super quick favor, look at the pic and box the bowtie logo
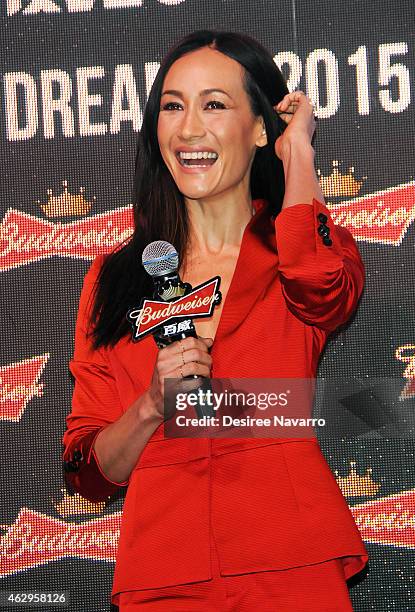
[127,277,222,341]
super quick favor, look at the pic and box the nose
[178,106,206,141]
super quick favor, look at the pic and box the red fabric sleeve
[62,255,131,502]
[275,198,365,332]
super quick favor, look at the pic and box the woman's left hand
[274,90,317,160]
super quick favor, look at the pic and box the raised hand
[274,90,317,160]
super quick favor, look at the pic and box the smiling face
[157,46,266,203]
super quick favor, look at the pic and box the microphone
[141,240,195,347]
[141,240,215,418]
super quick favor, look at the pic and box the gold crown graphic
[317,160,365,198]
[160,285,187,300]
[334,461,381,498]
[38,180,95,217]
[54,488,106,517]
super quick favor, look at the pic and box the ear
[255,117,267,148]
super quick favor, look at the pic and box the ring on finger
[179,341,186,365]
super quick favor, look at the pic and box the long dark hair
[90,30,290,349]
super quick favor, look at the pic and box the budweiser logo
[395,344,415,400]
[351,489,415,549]
[327,181,415,246]
[0,182,414,273]
[0,207,133,272]
[1,489,414,576]
[0,354,49,421]
[0,508,121,577]
[6,0,185,17]
[127,277,221,340]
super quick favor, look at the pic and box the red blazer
[62,198,369,605]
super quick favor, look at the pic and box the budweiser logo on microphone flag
[127,276,221,340]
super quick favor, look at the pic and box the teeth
[178,151,218,160]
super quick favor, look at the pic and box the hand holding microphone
[147,335,213,421]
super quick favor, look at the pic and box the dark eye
[161,102,182,111]
[206,100,226,109]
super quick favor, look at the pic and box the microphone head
[142,240,179,277]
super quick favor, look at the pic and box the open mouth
[176,151,218,167]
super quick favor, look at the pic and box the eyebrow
[161,88,233,100]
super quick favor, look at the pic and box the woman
[63,30,369,611]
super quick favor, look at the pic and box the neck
[184,191,254,258]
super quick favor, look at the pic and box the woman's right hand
[146,336,214,420]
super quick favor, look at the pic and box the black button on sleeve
[63,460,79,473]
[318,224,330,237]
[322,236,333,246]
[317,213,328,223]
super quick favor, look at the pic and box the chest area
[180,255,237,341]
